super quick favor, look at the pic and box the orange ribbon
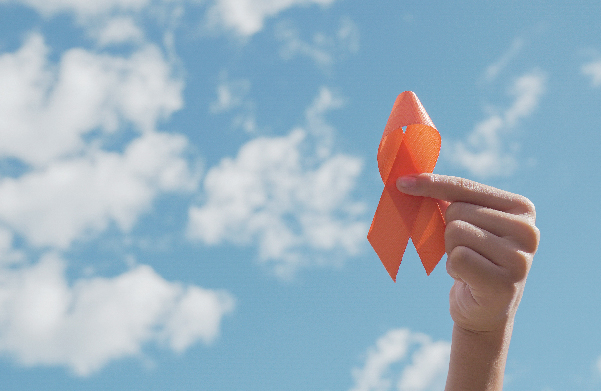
[367,91,446,281]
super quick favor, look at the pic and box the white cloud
[0,34,183,167]
[187,129,366,277]
[1,0,186,52]
[188,88,366,278]
[337,16,360,53]
[209,71,257,133]
[396,341,451,391]
[350,328,450,391]
[206,0,336,37]
[482,38,524,83]
[0,5,232,379]
[210,73,251,114]
[0,253,234,376]
[0,33,198,249]
[0,131,198,248]
[276,22,333,68]
[305,86,344,157]
[446,70,546,177]
[0,0,151,18]
[94,16,145,46]
[596,356,601,374]
[0,228,24,265]
[276,16,359,69]
[5,0,343,43]
[582,59,601,87]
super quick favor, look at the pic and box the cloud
[305,86,344,157]
[396,342,451,391]
[210,71,257,133]
[210,72,251,114]
[187,130,366,277]
[0,5,230,378]
[94,16,145,46]
[0,131,198,248]
[0,0,151,18]
[0,253,234,376]
[187,87,367,278]
[350,328,450,391]
[445,70,546,178]
[0,33,183,167]
[206,0,337,37]
[276,22,333,68]
[0,228,24,265]
[0,33,197,249]
[275,16,359,70]
[1,0,187,52]
[582,59,601,87]
[482,38,524,83]
[597,356,601,374]
[6,0,342,44]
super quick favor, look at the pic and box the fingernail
[396,175,417,189]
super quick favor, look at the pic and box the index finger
[396,173,536,218]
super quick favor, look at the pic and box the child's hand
[396,173,540,334]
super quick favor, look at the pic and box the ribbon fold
[367,91,446,281]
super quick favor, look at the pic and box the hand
[396,173,540,334]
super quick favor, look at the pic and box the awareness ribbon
[367,91,446,281]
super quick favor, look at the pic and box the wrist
[453,320,514,345]
[445,322,514,391]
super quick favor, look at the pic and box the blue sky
[0,1,600,390]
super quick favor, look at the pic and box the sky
[0,0,600,390]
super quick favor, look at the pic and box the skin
[396,173,540,391]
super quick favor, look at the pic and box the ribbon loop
[368,92,446,281]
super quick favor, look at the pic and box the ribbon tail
[367,187,411,281]
[411,197,446,275]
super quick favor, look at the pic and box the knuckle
[447,245,473,265]
[445,252,456,276]
[446,245,470,275]
[523,223,541,253]
[444,202,468,223]
[506,250,532,282]
[531,225,541,250]
[511,217,541,253]
[445,219,465,237]
[444,220,465,250]
[513,195,537,221]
